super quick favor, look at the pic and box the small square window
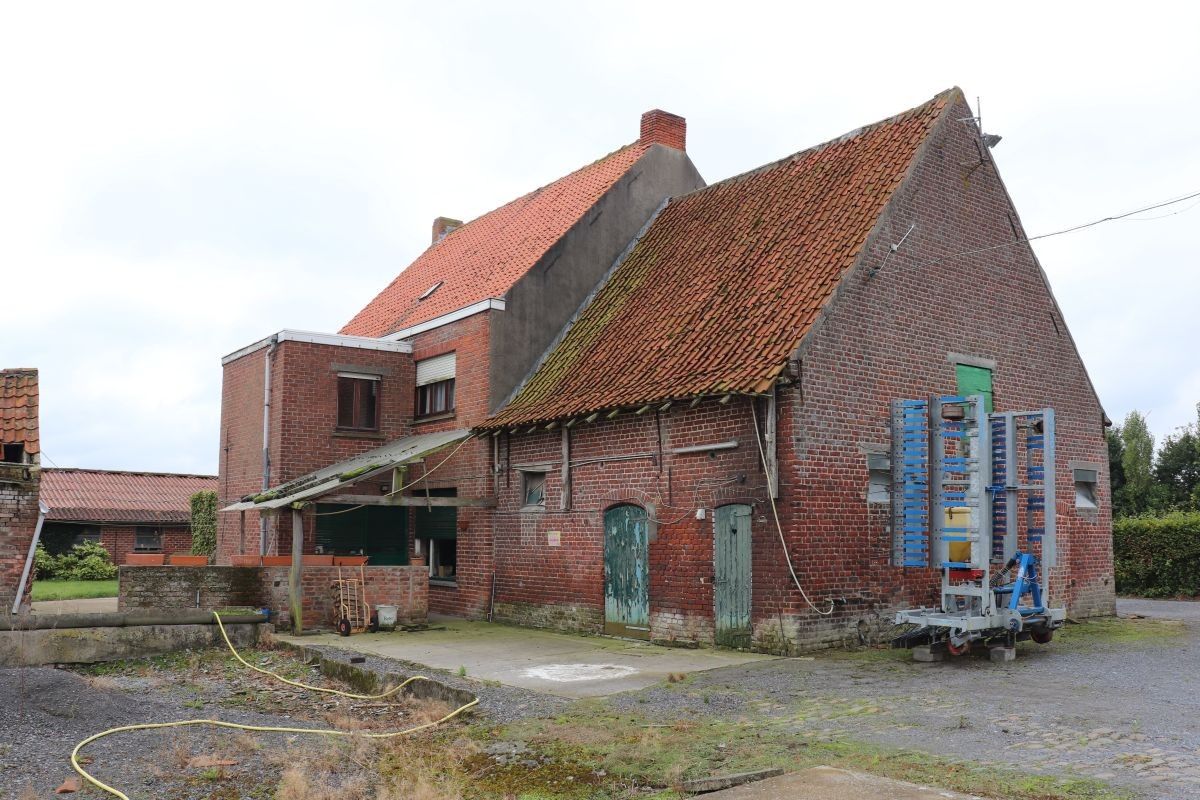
[866,453,891,504]
[337,374,380,430]
[1074,467,1099,510]
[1,443,24,464]
[135,527,162,552]
[522,472,546,508]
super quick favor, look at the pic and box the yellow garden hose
[70,612,480,800]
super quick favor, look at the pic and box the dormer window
[418,281,443,301]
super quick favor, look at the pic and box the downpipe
[11,499,48,615]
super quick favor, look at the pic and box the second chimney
[639,109,686,151]
[432,216,463,244]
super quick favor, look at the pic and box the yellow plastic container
[944,506,972,564]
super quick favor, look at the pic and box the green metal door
[955,364,993,412]
[714,504,752,648]
[604,504,650,640]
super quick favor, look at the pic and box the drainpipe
[260,335,278,556]
[12,500,49,615]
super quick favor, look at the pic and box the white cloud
[2,0,1199,470]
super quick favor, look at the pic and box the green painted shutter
[414,488,457,540]
[955,364,993,412]
[315,504,408,565]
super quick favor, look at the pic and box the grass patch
[31,578,118,601]
[485,704,1132,800]
[1053,616,1185,650]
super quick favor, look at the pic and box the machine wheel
[368,612,379,634]
[337,617,352,637]
[1030,626,1053,644]
[946,638,970,656]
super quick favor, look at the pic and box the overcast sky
[2,2,1198,475]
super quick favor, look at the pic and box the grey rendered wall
[488,144,705,411]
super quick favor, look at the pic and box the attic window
[418,281,443,301]
[1,443,24,464]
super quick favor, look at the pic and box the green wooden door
[714,504,752,648]
[604,504,650,639]
[955,364,993,412]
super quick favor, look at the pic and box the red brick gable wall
[100,525,192,566]
[762,96,1114,648]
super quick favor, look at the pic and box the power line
[879,188,1200,276]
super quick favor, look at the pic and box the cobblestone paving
[616,599,1200,799]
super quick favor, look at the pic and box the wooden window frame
[134,526,163,552]
[415,378,456,419]
[337,375,380,431]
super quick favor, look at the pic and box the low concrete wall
[120,565,428,630]
[0,617,262,666]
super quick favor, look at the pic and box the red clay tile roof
[486,91,955,428]
[40,468,218,524]
[340,142,654,338]
[1,368,39,455]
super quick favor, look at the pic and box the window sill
[413,412,456,425]
[333,429,385,440]
[429,578,458,588]
[520,504,546,514]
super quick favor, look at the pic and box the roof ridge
[668,88,961,204]
[43,467,217,479]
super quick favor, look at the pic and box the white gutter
[381,298,506,341]
[13,500,49,615]
[260,335,277,556]
[222,329,412,365]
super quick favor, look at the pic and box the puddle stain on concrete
[523,663,639,682]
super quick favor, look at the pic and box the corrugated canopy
[221,429,471,512]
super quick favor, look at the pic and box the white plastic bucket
[375,604,398,629]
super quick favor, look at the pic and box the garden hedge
[1113,511,1200,597]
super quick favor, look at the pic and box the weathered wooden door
[714,504,752,648]
[603,504,650,639]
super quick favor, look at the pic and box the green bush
[190,489,218,557]
[1113,511,1200,597]
[35,540,118,581]
[33,543,56,579]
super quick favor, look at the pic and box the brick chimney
[639,109,686,151]
[432,216,462,244]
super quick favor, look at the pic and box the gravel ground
[3,600,1197,799]
[0,647,470,800]
[607,598,1200,799]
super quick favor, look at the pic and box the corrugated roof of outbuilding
[41,468,218,524]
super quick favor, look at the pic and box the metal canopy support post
[290,507,304,635]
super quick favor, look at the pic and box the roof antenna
[958,96,1002,148]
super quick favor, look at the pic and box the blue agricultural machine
[891,395,1065,659]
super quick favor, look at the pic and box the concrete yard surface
[31,596,118,614]
[703,766,981,799]
[278,616,770,697]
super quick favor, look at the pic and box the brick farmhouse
[39,468,217,565]
[216,89,1114,651]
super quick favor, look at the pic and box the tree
[1107,427,1126,504]
[190,490,218,558]
[1154,406,1200,511]
[1118,410,1156,515]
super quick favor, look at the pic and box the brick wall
[0,467,39,613]
[101,525,191,566]
[216,340,414,563]
[404,312,494,619]
[491,399,767,646]
[119,565,428,629]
